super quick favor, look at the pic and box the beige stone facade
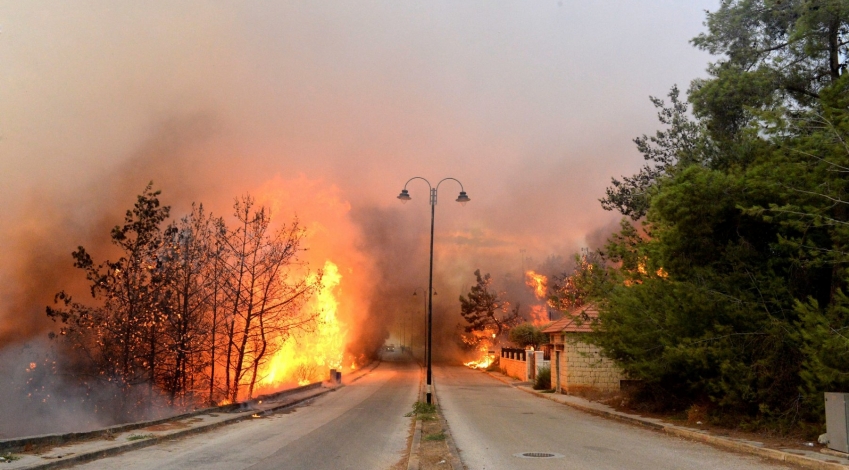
[553,333,623,393]
[544,304,624,394]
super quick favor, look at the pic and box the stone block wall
[500,356,527,381]
[558,333,623,393]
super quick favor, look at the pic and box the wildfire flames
[625,259,669,286]
[256,260,347,391]
[464,343,495,369]
[525,270,550,326]
[525,270,547,299]
[528,305,548,325]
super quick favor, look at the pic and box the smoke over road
[0,1,716,436]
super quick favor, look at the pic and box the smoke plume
[0,1,716,436]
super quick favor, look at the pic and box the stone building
[542,304,623,394]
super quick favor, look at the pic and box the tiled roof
[541,304,598,334]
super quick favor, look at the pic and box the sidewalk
[0,362,379,470]
[483,370,849,470]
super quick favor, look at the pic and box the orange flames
[626,259,669,286]
[255,260,347,392]
[238,175,371,397]
[464,343,495,369]
[525,270,547,299]
[525,270,550,326]
[528,305,548,326]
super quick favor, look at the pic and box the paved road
[70,353,419,470]
[435,365,795,470]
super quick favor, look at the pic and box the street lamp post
[398,177,470,404]
[413,287,436,365]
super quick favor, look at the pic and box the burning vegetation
[524,270,550,326]
[460,252,605,369]
[44,184,350,418]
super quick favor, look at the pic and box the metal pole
[423,290,427,364]
[426,188,436,404]
[398,177,468,404]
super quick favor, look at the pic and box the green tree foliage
[509,323,548,349]
[691,0,849,140]
[601,87,711,219]
[459,269,520,337]
[591,1,849,428]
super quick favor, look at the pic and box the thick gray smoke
[0,338,176,439]
[348,206,431,358]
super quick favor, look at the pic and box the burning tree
[47,183,172,411]
[549,250,606,312]
[219,196,321,402]
[156,204,222,405]
[459,269,520,342]
[47,186,325,413]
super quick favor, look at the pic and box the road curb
[12,386,336,470]
[4,360,382,470]
[482,370,849,470]
[406,360,425,470]
[0,382,324,454]
[406,415,424,470]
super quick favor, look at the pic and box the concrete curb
[406,357,425,470]
[0,382,323,454]
[5,361,383,470]
[406,414,424,470]
[482,370,849,470]
[10,385,336,470]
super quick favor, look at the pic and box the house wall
[500,356,527,381]
[558,333,623,393]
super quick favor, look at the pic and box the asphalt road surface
[70,352,419,470]
[436,365,795,470]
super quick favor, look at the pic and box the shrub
[509,323,548,348]
[533,366,551,390]
[405,401,437,420]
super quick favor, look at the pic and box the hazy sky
[0,1,718,345]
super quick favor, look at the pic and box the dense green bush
[533,366,551,390]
